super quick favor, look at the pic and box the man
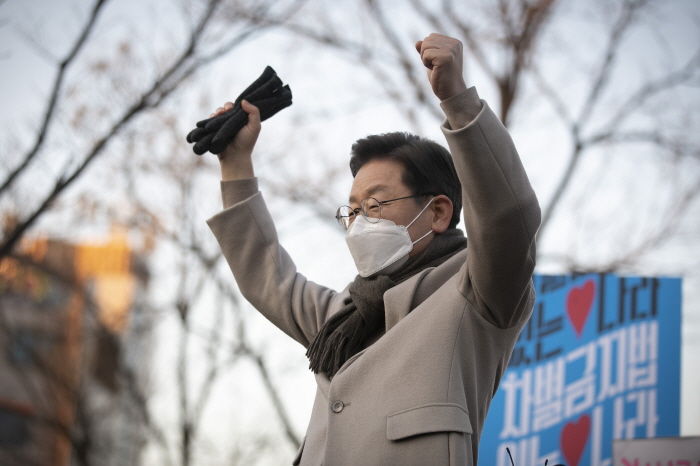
[205,33,540,465]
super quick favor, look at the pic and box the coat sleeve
[440,87,541,328]
[205,177,342,348]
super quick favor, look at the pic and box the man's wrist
[219,153,254,181]
[437,79,468,101]
[220,177,259,207]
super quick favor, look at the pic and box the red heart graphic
[566,280,595,337]
[560,414,591,466]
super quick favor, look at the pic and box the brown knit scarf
[305,229,467,378]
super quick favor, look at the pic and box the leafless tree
[240,0,700,274]
[0,0,307,259]
[156,142,302,466]
[1,0,311,464]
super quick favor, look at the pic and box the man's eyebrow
[348,184,389,204]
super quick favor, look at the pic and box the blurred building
[0,225,151,465]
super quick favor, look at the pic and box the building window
[0,406,31,446]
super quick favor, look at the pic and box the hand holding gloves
[186,66,292,155]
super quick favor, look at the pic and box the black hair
[349,131,462,228]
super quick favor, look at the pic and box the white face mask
[345,198,434,277]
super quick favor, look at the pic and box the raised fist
[415,33,467,101]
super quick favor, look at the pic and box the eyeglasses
[335,194,427,230]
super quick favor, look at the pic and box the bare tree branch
[0,0,222,259]
[576,0,648,127]
[539,142,583,239]
[241,347,302,448]
[443,0,499,81]
[595,47,700,134]
[190,297,226,429]
[241,0,432,130]
[231,8,376,59]
[119,365,175,466]
[366,0,441,124]
[585,129,699,159]
[0,0,109,196]
[496,0,557,125]
[601,177,700,270]
[534,1,698,240]
[538,176,700,273]
[530,64,573,125]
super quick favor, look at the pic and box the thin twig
[576,0,647,127]
[0,0,109,196]
[366,0,442,123]
[0,0,222,259]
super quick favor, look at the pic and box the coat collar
[383,249,467,332]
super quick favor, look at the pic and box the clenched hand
[415,33,467,101]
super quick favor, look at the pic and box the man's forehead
[348,158,406,203]
[348,183,391,204]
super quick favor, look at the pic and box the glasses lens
[362,198,381,223]
[336,205,353,229]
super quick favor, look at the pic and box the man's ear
[431,195,453,233]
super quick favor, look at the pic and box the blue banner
[480,274,682,466]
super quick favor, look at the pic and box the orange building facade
[0,227,149,465]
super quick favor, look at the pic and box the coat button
[331,400,345,413]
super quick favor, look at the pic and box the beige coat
[205,87,541,465]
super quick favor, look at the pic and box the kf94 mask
[345,198,434,277]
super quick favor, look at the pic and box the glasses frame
[335,194,429,229]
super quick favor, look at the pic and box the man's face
[348,158,434,256]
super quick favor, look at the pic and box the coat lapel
[383,269,432,332]
[383,249,468,332]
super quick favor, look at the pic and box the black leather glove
[186,66,293,155]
